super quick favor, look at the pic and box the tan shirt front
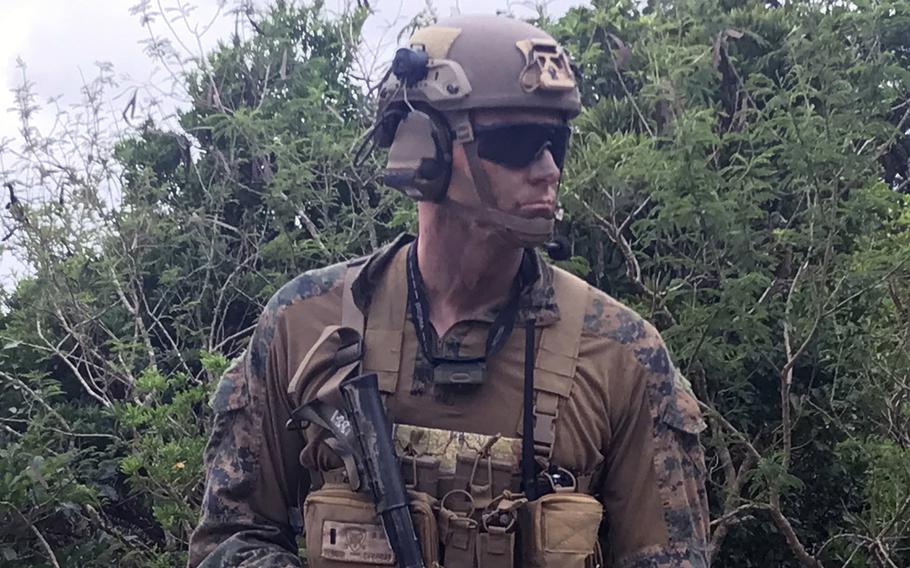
[188,235,710,567]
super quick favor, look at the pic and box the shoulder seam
[249,262,348,372]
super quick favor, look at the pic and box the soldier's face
[452,109,565,220]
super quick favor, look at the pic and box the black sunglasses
[473,123,571,170]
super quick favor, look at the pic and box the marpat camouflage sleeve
[187,340,306,567]
[590,301,710,567]
[188,264,346,567]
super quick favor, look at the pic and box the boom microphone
[543,236,571,261]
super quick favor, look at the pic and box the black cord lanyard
[406,241,525,375]
[522,317,538,500]
[406,241,542,496]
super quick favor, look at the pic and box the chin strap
[455,138,555,247]
[442,197,555,248]
[439,111,555,248]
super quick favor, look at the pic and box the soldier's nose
[528,147,561,187]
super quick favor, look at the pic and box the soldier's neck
[416,218,522,337]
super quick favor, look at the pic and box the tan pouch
[454,450,517,510]
[401,455,441,497]
[303,484,438,567]
[477,527,515,568]
[517,492,603,568]
[476,490,525,568]
[437,489,478,568]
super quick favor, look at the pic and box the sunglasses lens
[476,124,570,169]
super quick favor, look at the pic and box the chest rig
[287,245,604,568]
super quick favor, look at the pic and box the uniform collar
[351,233,561,328]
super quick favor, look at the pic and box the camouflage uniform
[188,236,710,567]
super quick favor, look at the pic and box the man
[188,14,709,568]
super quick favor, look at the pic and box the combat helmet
[369,15,582,247]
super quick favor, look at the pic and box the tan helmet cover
[377,15,581,118]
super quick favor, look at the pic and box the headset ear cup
[383,106,453,202]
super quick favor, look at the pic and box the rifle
[294,373,426,568]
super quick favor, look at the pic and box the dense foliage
[0,0,907,566]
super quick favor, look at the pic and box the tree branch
[35,317,111,408]
[710,503,822,568]
[0,370,70,431]
[2,502,61,568]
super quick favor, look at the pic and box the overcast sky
[0,0,585,286]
